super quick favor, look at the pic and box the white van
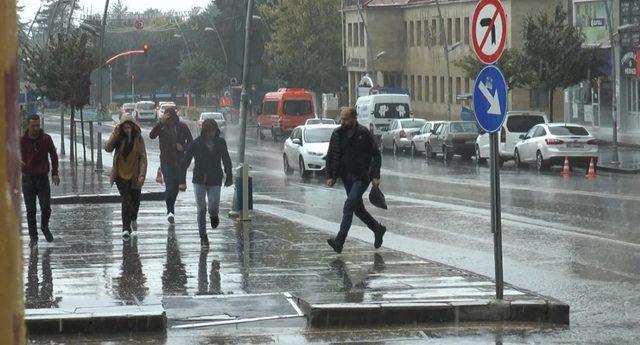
[355,94,412,140]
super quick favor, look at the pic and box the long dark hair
[201,119,220,139]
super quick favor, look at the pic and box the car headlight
[306,151,324,156]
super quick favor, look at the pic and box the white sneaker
[167,213,175,224]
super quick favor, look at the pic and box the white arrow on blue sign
[472,65,507,133]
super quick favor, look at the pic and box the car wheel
[299,157,310,178]
[536,151,549,172]
[426,143,436,159]
[393,141,399,156]
[411,143,417,158]
[283,154,294,176]
[476,145,487,165]
[514,149,524,169]
[443,145,453,161]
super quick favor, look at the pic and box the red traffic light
[131,74,136,81]
[142,44,149,55]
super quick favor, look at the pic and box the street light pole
[237,0,254,221]
[604,0,620,166]
[436,0,452,121]
[96,0,110,172]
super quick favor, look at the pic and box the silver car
[410,121,446,156]
[380,118,427,155]
[514,123,598,171]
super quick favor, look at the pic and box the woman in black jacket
[179,119,233,246]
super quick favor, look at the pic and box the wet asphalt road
[37,115,640,343]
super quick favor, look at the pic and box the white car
[476,111,548,164]
[410,121,446,156]
[380,118,427,155]
[514,123,598,171]
[157,102,177,118]
[305,118,336,125]
[134,101,157,122]
[198,112,226,136]
[283,124,338,177]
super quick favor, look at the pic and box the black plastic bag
[369,185,388,210]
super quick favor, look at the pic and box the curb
[52,191,165,205]
[597,164,640,174]
[294,296,569,328]
[25,305,167,334]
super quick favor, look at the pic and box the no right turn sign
[472,0,507,65]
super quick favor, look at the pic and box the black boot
[210,215,220,229]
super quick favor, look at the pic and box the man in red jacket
[21,115,60,246]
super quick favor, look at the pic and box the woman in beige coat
[105,114,147,239]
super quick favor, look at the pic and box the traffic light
[131,74,136,81]
[143,43,149,56]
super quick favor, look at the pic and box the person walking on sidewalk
[325,107,386,254]
[21,114,59,246]
[179,119,233,247]
[105,114,148,240]
[150,107,193,224]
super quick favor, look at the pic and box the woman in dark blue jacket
[179,119,233,246]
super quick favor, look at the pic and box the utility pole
[436,0,453,121]
[237,0,254,221]
[96,0,110,171]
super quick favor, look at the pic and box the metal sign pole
[489,132,504,299]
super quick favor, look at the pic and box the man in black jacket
[179,119,233,247]
[325,107,386,254]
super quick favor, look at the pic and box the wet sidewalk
[598,144,640,173]
[23,157,569,335]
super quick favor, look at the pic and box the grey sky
[20,0,208,23]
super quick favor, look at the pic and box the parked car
[198,112,226,137]
[380,118,427,155]
[356,94,412,142]
[121,103,135,120]
[257,88,315,141]
[283,124,338,177]
[514,123,598,171]
[426,121,478,160]
[476,111,548,164]
[410,121,446,156]
[133,101,157,122]
[305,118,336,125]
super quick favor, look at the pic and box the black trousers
[115,178,141,231]
[22,174,51,238]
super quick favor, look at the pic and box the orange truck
[257,88,315,140]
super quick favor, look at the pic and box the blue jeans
[336,179,379,245]
[161,163,179,215]
[194,183,221,237]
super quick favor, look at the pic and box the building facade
[342,0,560,120]
[565,0,640,145]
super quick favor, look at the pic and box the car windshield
[138,103,155,110]
[374,103,410,119]
[123,103,135,109]
[284,100,313,115]
[161,104,175,110]
[202,113,224,121]
[450,122,478,133]
[549,126,589,136]
[506,115,546,133]
[401,119,426,129]
[304,128,335,143]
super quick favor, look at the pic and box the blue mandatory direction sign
[473,65,507,133]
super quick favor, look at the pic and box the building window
[348,23,353,47]
[455,18,461,44]
[439,19,445,45]
[425,75,430,102]
[456,77,462,104]
[417,21,422,46]
[432,19,438,46]
[410,21,415,47]
[417,76,423,101]
[403,75,408,88]
[465,78,470,94]
[440,77,445,103]
[353,23,358,46]
[448,77,453,103]
[447,18,453,45]
[404,21,408,47]
[410,75,416,101]
[464,17,470,45]
[432,76,437,103]
[360,23,365,47]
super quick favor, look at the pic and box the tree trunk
[548,88,555,122]
[69,107,75,164]
[60,106,66,155]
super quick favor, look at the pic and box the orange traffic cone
[586,158,597,178]
[561,156,571,175]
